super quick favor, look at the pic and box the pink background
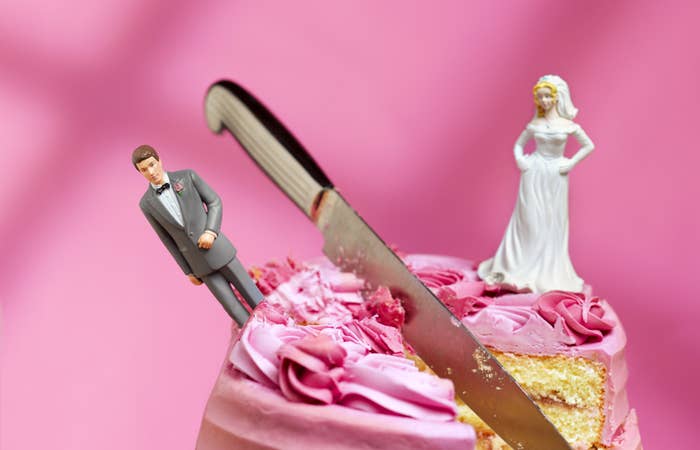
[2,1,697,448]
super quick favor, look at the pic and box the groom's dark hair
[132,145,160,169]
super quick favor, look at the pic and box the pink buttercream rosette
[534,291,615,345]
[278,334,347,404]
[339,353,458,422]
[408,259,490,317]
[230,316,458,421]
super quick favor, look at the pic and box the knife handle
[204,80,333,217]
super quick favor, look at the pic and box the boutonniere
[173,181,185,196]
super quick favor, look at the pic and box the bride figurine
[478,75,594,294]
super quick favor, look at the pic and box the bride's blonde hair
[532,81,558,118]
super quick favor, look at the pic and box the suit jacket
[140,169,236,278]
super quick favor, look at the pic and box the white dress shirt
[151,173,184,226]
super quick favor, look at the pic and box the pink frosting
[230,319,310,389]
[231,314,458,421]
[250,257,304,295]
[363,286,406,328]
[197,325,476,450]
[610,409,643,450]
[411,265,466,289]
[278,334,347,404]
[221,254,638,447]
[442,295,493,317]
[346,318,404,356]
[262,266,359,324]
[535,290,616,345]
[233,263,460,421]
[339,353,458,421]
[407,254,489,316]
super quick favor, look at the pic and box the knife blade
[204,80,572,450]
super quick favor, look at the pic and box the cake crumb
[473,347,495,380]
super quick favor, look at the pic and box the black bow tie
[155,183,171,195]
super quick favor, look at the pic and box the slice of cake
[407,254,642,450]
[196,255,641,450]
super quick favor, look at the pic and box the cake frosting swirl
[230,288,459,420]
[197,256,476,450]
[535,290,616,345]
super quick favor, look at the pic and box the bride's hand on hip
[516,155,531,172]
[559,158,575,175]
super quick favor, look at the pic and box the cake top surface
[231,255,462,421]
[230,254,626,416]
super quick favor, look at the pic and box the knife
[204,80,572,450]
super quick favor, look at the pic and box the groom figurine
[132,144,263,326]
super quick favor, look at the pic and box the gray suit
[139,169,262,325]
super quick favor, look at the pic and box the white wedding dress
[478,122,593,293]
